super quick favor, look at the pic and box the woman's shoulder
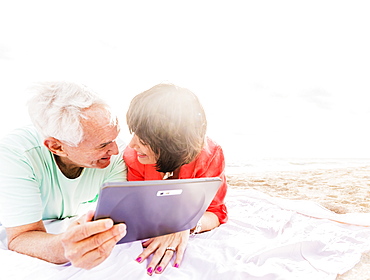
[193,137,224,165]
[204,137,223,155]
[180,137,225,177]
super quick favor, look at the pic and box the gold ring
[166,246,176,252]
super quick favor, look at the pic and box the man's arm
[6,211,127,269]
[6,220,67,263]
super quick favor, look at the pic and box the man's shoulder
[0,125,43,152]
[0,125,52,172]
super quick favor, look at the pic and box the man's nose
[107,141,119,155]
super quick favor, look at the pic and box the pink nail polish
[147,267,153,274]
[174,263,179,268]
[136,257,142,263]
[156,266,162,272]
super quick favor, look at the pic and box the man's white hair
[27,81,116,147]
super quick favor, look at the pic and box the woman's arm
[191,211,220,234]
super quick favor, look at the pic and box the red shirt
[123,137,228,224]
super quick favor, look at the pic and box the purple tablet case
[93,177,221,244]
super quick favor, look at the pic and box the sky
[1,0,370,160]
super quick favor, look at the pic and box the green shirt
[0,125,127,227]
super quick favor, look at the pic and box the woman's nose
[128,134,138,149]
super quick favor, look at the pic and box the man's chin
[95,158,111,168]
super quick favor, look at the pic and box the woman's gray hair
[27,81,116,147]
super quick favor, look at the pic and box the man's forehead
[80,122,119,147]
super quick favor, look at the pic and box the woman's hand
[135,230,190,275]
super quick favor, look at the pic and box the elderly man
[0,81,127,269]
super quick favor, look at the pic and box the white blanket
[1,189,370,280]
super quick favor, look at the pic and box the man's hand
[6,211,126,268]
[61,210,126,269]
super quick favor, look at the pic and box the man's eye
[99,142,111,149]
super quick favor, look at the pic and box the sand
[226,165,370,280]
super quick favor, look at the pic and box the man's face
[62,107,120,169]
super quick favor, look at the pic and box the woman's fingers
[154,247,177,273]
[135,230,189,275]
[146,245,168,275]
[173,241,187,268]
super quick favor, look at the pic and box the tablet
[93,177,222,244]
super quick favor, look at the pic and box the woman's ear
[44,138,68,156]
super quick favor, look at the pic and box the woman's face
[128,134,157,165]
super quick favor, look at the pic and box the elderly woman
[123,83,228,275]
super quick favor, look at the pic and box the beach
[226,164,370,279]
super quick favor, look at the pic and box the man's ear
[44,138,68,156]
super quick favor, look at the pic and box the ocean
[225,157,370,175]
